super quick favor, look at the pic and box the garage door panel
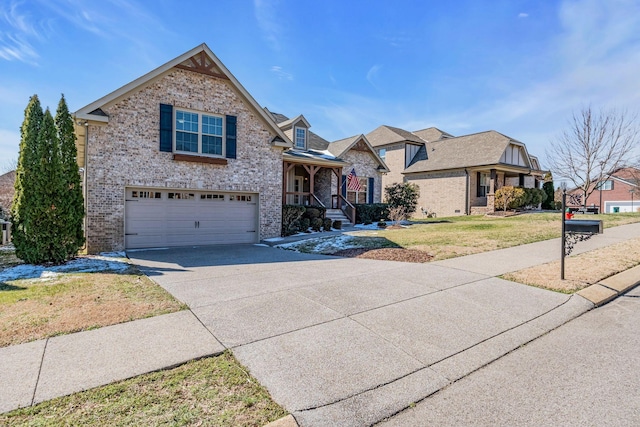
[125,189,259,249]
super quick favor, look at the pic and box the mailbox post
[560,189,603,279]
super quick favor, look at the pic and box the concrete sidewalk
[1,221,639,425]
[432,221,640,276]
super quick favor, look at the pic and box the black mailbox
[565,219,603,234]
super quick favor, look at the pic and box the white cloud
[254,0,283,51]
[415,0,640,166]
[0,0,170,66]
[366,64,382,89]
[0,1,43,64]
[518,12,529,18]
[271,66,293,81]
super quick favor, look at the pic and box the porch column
[302,164,321,205]
[330,167,343,209]
[283,161,296,205]
[487,169,497,213]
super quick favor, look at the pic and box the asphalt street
[380,285,640,426]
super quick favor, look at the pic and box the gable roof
[404,130,541,174]
[412,127,454,142]
[74,43,291,148]
[366,125,426,147]
[277,114,311,130]
[327,135,389,172]
[605,167,640,187]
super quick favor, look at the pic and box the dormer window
[295,127,306,149]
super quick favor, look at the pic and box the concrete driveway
[128,244,592,426]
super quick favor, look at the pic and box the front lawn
[0,351,287,426]
[354,212,640,260]
[502,236,640,292]
[0,249,185,347]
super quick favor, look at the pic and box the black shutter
[477,172,482,197]
[341,175,347,197]
[225,115,237,159]
[368,177,374,204]
[519,173,525,187]
[159,104,173,152]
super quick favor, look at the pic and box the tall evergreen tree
[39,108,65,262]
[542,173,556,210]
[11,95,44,262]
[55,94,85,258]
[11,95,84,264]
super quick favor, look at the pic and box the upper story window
[596,180,614,190]
[175,109,224,156]
[295,127,306,149]
[378,148,386,161]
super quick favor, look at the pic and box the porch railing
[331,194,356,224]
[284,192,325,208]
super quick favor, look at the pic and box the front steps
[325,209,352,226]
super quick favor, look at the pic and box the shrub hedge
[355,203,389,224]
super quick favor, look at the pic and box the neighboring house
[72,43,388,252]
[569,167,640,213]
[265,109,388,223]
[0,170,15,220]
[74,44,292,252]
[367,126,546,217]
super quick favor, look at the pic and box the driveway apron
[128,244,592,426]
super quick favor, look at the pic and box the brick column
[487,169,497,213]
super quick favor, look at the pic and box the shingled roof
[412,127,454,142]
[404,130,530,173]
[366,125,426,147]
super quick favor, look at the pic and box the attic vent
[89,108,108,117]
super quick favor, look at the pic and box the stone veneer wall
[406,170,467,217]
[331,150,383,204]
[314,168,333,207]
[84,68,282,252]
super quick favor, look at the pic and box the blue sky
[1,0,640,170]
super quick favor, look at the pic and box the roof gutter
[464,168,469,215]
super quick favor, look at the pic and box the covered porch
[282,152,355,223]
[469,166,544,214]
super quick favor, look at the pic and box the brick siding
[406,170,467,217]
[84,68,282,252]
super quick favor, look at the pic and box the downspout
[464,168,469,215]
[82,121,89,252]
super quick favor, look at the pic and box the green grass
[352,212,640,260]
[0,352,288,427]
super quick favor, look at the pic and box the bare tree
[546,107,639,208]
[0,158,17,174]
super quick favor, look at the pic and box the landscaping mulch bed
[332,247,433,263]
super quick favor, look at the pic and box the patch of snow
[276,234,360,253]
[0,253,132,283]
[263,237,284,242]
[253,243,270,247]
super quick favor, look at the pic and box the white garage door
[125,188,258,249]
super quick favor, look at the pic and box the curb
[576,264,640,306]
[263,414,299,427]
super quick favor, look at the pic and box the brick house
[0,170,15,220]
[569,167,640,213]
[73,43,386,252]
[265,110,388,224]
[367,126,546,217]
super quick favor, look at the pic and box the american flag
[347,168,363,192]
